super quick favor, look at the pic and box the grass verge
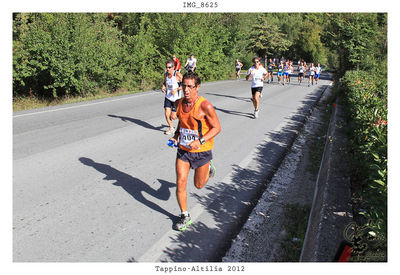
[13,88,141,112]
[280,204,311,262]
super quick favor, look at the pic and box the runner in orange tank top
[175,96,214,153]
[168,72,221,231]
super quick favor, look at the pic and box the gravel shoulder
[223,83,351,262]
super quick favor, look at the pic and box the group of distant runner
[242,57,323,119]
[160,54,323,232]
[237,57,322,86]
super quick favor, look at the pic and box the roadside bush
[13,13,128,99]
[13,12,248,102]
[341,69,387,239]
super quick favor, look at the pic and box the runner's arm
[245,69,252,81]
[261,69,267,81]
[176,71,183,83]
[200,101,221,142]
[171,125,180,142]
[162,75,166,93]
[171,88,178,96]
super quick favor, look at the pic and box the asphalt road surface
[13,74,331,262]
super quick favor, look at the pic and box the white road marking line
[13,92,158,118]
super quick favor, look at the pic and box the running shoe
[209,159,216,178]
[173,214,192,231]
[164,127,174,135]
[254,109,259,119]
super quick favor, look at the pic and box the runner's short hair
[166,60,174,66]
[182,71,201,86]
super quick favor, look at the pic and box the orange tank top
[176,96,214,153]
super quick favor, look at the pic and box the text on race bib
[180,128,200,149]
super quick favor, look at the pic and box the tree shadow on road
[79,157,177,222]
[205,93,252,102]
[108,114,166,132]
[159,138,289,262]
[158,85,329,262]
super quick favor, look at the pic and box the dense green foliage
[247,15,292,60]
[13,13,252,99]
[322,13,387,76]
[13,12,387,99]
[326,13,387,253]
[341,70,387,246]
[13,12,344,99]
[13,13,128,98]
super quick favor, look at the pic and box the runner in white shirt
[184,54,197,72]
[235,59,243,79]
[283,61,290,86]
[315,63,322,85]
[162,60,183,135]
[288,61,294,83]
[246,57,267,119]
[298,61,306,85]
[308,63,316,87]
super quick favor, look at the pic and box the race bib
[180,128,199,149]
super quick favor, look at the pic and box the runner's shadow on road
[213,106,254,119]
[79,157,177,222]
[108,114,166,132]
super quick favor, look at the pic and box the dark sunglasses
[166,66,173,69]
[182,84,197,90]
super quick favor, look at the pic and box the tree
[247,15,291,61]
[125,14,162,90]
[13,13,128,98]
[292,19,327,64]
[322,13,382,75]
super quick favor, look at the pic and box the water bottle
[167,139,178,147]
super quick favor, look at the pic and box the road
[13,74,331,262]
